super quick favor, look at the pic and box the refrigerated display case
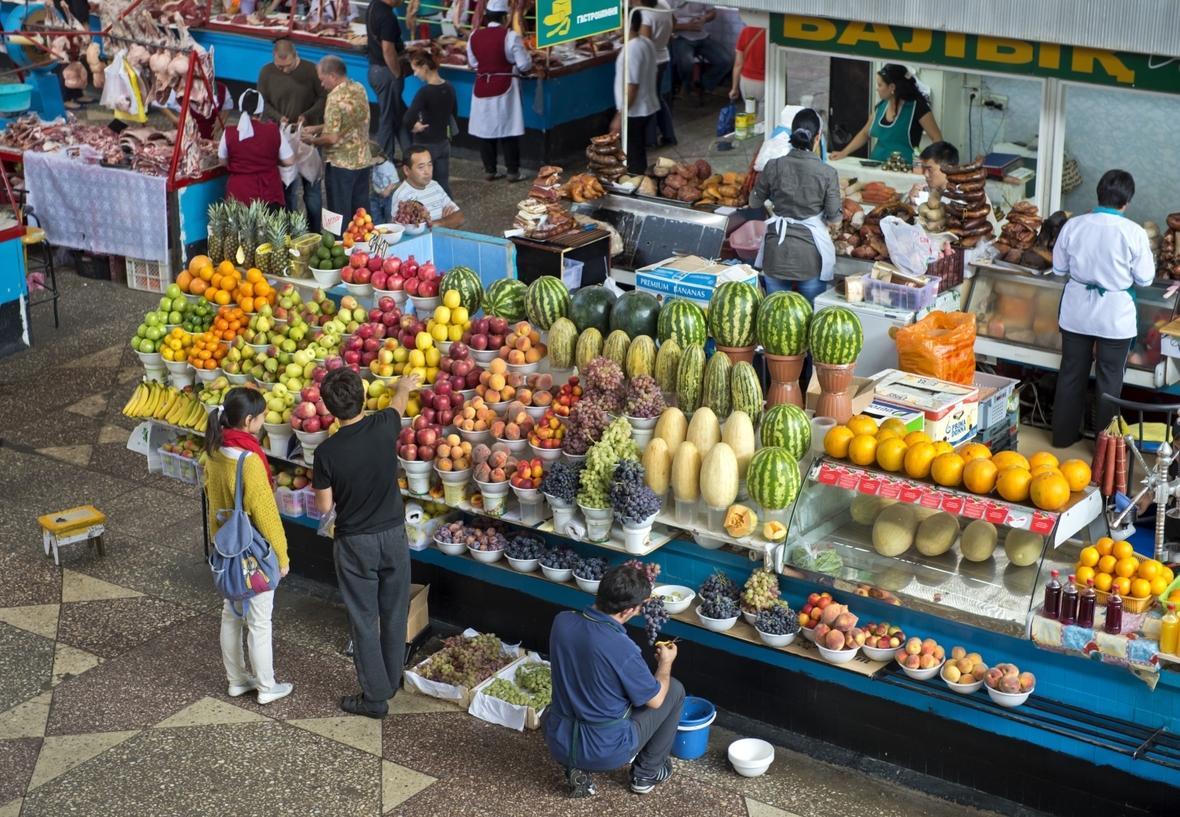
[965,263,1180,388]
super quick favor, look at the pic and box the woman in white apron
[466,0,533,182]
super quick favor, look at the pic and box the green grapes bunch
[740,567,782,613]
[577,416,641,508]
[484,678,534,706]
[482,664,553,708]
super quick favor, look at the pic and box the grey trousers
[629,676,685,778]
[334,526,411,703]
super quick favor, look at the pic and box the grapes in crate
[416,633,513,688]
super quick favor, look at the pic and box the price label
[857,474,882,495]
[369,235,390,258]
[878,478,902,499]
[321,208,344,236]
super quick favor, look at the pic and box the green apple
[265,410,283,425]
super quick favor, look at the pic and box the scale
[0,3,67,123]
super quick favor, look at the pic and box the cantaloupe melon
[850,494,897,525]
[960,520,999,562]
[642,437,672,495]
[915,512,959,557]
[872,504,918,556]
[1003,529,1045,567]
[671,442,701,501]
[700,443,739,508]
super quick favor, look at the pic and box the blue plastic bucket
[671,696,716,760]
[0,84,33,114]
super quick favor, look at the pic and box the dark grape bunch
[540,545,579,569]
[700,570,742,603]
[610,460,662,524]
[641,596,669,645]
[506,533,548,560]
[755,600,799,636]
[562,402,609,455]
[621,557,661,587]
[540,460,583,505]
[417,633,512,687]
[624,374,666,419]
[699,594,739,620]
[574,556,610,581]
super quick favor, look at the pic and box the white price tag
[321,208,344,236]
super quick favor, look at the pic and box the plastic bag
[717,102,737,137]
[317,505,336,539]
[880,216,939,277]
[283,124,323,184]
[894,310,977,385]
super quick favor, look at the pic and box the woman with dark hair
[1051,170,1155,447]
[203,387,293,705]
[220,89,295,209]
[404,48,458,196]
[830,64,942,162]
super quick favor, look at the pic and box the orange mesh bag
[895,310,977,384]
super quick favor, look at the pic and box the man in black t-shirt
[313,367,421,718]
[367,0,409,164]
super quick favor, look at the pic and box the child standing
[370,142,398,223]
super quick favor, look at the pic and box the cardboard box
[403,628,522,710]
[805,373,889,417]
[636,255,760,311]
[406,584,429,641]
[872,369,979,445]
[862,400,925,433]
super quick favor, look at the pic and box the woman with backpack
[204,387,293,705]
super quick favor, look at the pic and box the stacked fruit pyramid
[1074,538,1174,603]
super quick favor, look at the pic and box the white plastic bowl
[459,428,492,445]
[311,267,342,287]
[817,644,861,664]
[435,339,453,356]
[986,684,1033,708]
[524,404,548,421]
[506,556,540,573]
[728,738,774,778]
[574,575,601,594]
[541,565,574,583]
[898,657,946,681]
[470,348,499,366]
[373,223,406,244]
[942,669,985,694]
[468,545,503,564]
[507,360,541,375]
[801,625,818,643]
[494,437,530,455]
[756,629,796,648]
[861,644,900,663]
[409,295,441,315]
[695,606,739,632]
[653,585,694,615]
[404,222,429,236]
[399,457,435,475]
[435,539,467,556]
[530,443,563,463]
[195,367,221,383]
[741,609,759,627]
[345,282,374,298]
[222,371,250,385]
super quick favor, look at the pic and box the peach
[984,668,1003,689]
[515,336,531,351]
[833,612,859,632]
[528,330,540,344]
[932,646,945,661]
[904,654,921,669]
[498,347,511,360]
[972,664,988,681]
[506,372,525,388]
[847,628,866,647]
[824,630,846,650]
[819,604,846,627]
[534,342,547,356]
[489,358,507,374]
[508,349,526,364]
[919,654,938,669]
[525,348,542,363]
[1018,671,1036,691]
[490,421,506,437]
[474,419,488,431]
[966,652,983,665]
[943,665,962,683]
[501,386,516,401]
[534,373,553,391]
[489,450,508,468]
[514,321,531,335]
[951,646,966,661]
[956,658,974,675]
[472,444,491,463]
[491,467,506,481]
[505,424,521,440]
[453,457,469,470]
[436,457,453,471]
[812,623,831,642]
[488,373,506,391]
[904,638,922,655]
[462,406,476,420]
[484,390,501,403]
[479,370,491,386]
[999,674,1021,694]
[533,391,552,406]
[460,442,472,454]
[474,462,491,481]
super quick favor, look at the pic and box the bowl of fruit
[433,520,470,556]
[373,222,406,243]
[941,647,987,694]
[540,546,578,583]
[653,585,694,615]
[505,532,546,572]
[395,200,431,234]
[984,663,1035,707]
[311,266,343,288]
[895,637,946,680]
[574,555,609,594]
[861,621,907,662]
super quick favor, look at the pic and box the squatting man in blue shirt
[541,564,685,797]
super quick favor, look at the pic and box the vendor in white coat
[1051,170,1155,448]
[466,0,532,182]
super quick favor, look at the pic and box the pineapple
[206,203,226,264]
[224,202,243,266]
[258,212,289,278]
[239,202,260,269]
[288,209,308,240]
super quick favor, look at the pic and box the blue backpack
[208,453,281,617]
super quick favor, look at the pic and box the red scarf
[221,429,275,490]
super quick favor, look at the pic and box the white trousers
[220,591,277,692]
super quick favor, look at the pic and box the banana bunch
[121,383,210,432]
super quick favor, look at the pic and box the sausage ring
[950,179,987,194]
[943,155,985,174]
[1167,213,1180,231]
[965,204,992,219]
[944,201,966,218]
[958,233,987,248]
[947,169,987,184]
[957,190,988,205]
[962,216,989,231]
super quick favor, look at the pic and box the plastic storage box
[973,372,1020,430]
[864,274,941,311]
[157,447,201,484]
[301,487,322,521]
[274,487,305,518]
[127,257,171,293]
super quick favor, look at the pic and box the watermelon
[757,291,812,356]
[569,285,617,336]
[603,329,631,367]
[676,343,706,413]
[747,446,801,511]
[610,290,661,339]
[483,279,528,322]
[525,275,570,330]
[708,282,761,348]
[702,351,732,418]
[626,335,656,379]
[657,299,708,348]
[730,361,763,423]
[809,305,864,364]
[548,318,578,370]
[439,266,482,314]
[761,403,811,461]
[654,338,681,393]
[576,328,603,372]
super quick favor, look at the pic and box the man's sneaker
[257,682,293,705]
[227,677,257,697]
[565,766,595,798]
[339,694,388,719]
[630,757,673,794]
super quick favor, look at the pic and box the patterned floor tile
[0,605,58,641]
[269,587,352,657]
[0,738,41,803]
[746,799,804,817]
[85,487,203,543]
[56,345,124,370]
[57,597,198,660]
[0,552,62,608]
[0,797,22,817]
[6,412,100,451]
[65,393,109,418]
[0,692,53,740]
[0,623,55,712]
[51,644,101,686]
[60,570,142,603]
[382,760,436,813]
[154,697,269,728]
[27,731,139,791]
[36,445,94,467]
[59,538,219,613]
[289,715,383,756]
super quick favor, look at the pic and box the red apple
[470,334,488,350]
[417,444,435,461]
[377,296,396,312]
[355,268,372,284]
[401,443,417,460]
[438,409,454,426]
[488,317,508,335]
[302,416,322,433]
[449,342,469,360]
[435,380,452,396]
[449,392,464,408]
[300,387,321,404]
[350,252,367,269]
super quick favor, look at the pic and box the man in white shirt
[639,0,676,147]
[612,10,659,175]
[1051,169,1155,448]
[390,144,465,229]
[667,2,731,100]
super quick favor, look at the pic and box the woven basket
[1073,582,1154,614]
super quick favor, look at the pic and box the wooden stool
[38,506,107,566]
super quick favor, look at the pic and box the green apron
[869,99,917,162]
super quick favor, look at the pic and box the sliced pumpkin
[724,504,759,537]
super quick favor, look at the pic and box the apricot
[956,658,974,675]
[508,349,526,364]
[473,419,488,431]
[951,646,966,661]
[904,637,922,655]
[489,358,507,374]
[966,652,983,665]
[824,630,846,650]
[944,665,962,683]
[436,457,453,471]
[524,348,542,363]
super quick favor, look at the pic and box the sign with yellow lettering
[770,14,1180,94]
[536,0,622,49]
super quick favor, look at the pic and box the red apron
[470,25,513,98]
[224,121,286,207]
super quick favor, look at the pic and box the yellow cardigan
[204,450,290,568]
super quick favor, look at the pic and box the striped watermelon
[569,285,617,336]
[654,338,681,393]
[809,306,864,365]
[439,266,482,314]
[626,335,656,379]
[576,328,604,372]
[761,403,812,461]
[603,330,631,367]
[757,291,812,356]
[525,276,570,330]
[548,318,578,370]
[657,299,708,348]
[702,351,732,418]
[708,282,761,347]
[676,343,706,413]
[747,446,801,511]
[483,279,528,322]
[730,361,763,422]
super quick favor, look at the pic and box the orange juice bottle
[1161,604,1179,656]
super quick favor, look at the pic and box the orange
[876,427,899,443]
[1113,576,1132,596]
[1130,578,1152,599]
[1095,537,1115,557]
[1030,472,1071,511]
[198,264,214,281]
[824,426,856,459]
[1079,546,1100,568]
[176,271,193,292]
[991,451,1030,471]
[932,440,955,456]
[1094,573,1114,592]
[188,254,212,274]
[1169,589,1180,602]
[1030,464,1064,480]
[1138,560,1161,582]
[959,443,992,462]
[246,268,262,283]
[963,457,999,494]
[848,434,879,467]
[996,466,1033,502]
[846,414,878,437]
[1028,451,1059,471]
[904,430,931,447]
[214,290,231,305]
[904,442,938,479]
[1112,540,1135,561]
[1150,577,1169,597]
[239,297,255,314]
[238,282,255,299]
[1115,557,1140,579]
[931,452,966,487]
[1163,567,1175,585]
[254,280,271,297]
[880,418,908,437]
[1098,554,1118,575]
[218,260,236,275]
[876,438,909,472]
[1058,459,1092,492]
[211,273,224,290]
[189,279,208,296]
[1076,565,1096,585]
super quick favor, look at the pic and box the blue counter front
[0,234,30,358]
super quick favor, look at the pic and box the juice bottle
[1060,575,1079,626]
[1077,578,1097,629]
[1105,582,1124,634]
[1043,569,1062,619]
[1161,604,1179,656]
